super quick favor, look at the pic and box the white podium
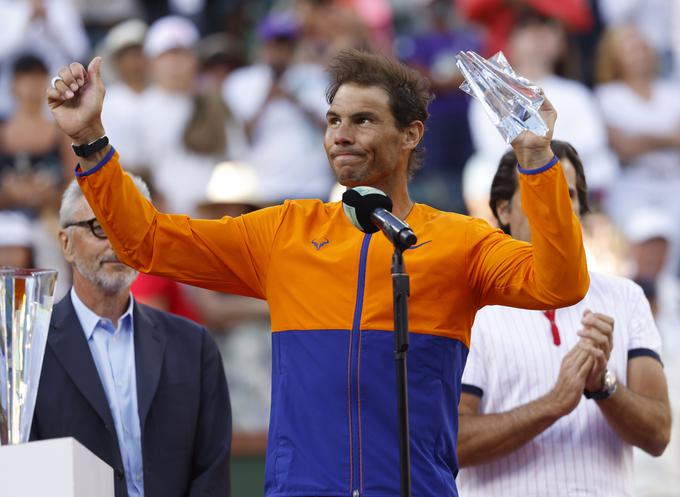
[0,437,114,497]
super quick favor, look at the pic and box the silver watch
[584,370,618,400]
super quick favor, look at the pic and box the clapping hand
[577,310,615,392]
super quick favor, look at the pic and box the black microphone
[342,187,417,250]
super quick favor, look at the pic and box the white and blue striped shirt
[459,272,662,497]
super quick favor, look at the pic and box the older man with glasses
[62,217,107,238]
[29,176,232,497]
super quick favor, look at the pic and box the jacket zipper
[349,233,371,497]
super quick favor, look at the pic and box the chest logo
[311,237,330,250]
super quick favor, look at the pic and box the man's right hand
[46,58,106,145]
[547,341,600,416]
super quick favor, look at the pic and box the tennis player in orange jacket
[47,50,589,497]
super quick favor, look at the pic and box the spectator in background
[139,0,229,35]
[597,0,678,78]
[138,15,247,215]
[0,0,89,117]
[295,0,373,62]
[457,141,671,497]
[624,209,680,496]
[195,32,246,90]
[457,0,593,56]
[0,211,34,267]
[0,54,72,216]
[71,0,142,45]
[623,208,680,334]
[222,12,333,204]
[399,0,480,213]
[0,53,72,297]
[595,25,680,252]
[99,19,150,172]
[336,0,393,52]
[464,9,616,219]
[0,208,71,298]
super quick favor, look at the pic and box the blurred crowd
[1,0,679,491]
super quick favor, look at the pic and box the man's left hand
[577,309,615,392]
[510,92,557,170]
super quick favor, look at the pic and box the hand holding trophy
[457,51,557,169]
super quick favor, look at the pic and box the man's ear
[402,120,425,152]
[496,199,512,226]
[59,229,74,264]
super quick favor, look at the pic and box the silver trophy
[0,267,57,445]
[456,50,548,143]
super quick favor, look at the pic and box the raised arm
[468,96,589,309]
[46,59,280,298]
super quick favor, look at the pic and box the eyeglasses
[63,218,107,239]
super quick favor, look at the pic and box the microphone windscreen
[342,186,393,233]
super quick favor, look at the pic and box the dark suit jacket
[31,293,231,497]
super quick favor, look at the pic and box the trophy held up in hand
[456,51,549,143]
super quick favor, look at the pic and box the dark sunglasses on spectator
[63,218,107,239]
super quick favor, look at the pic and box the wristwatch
[72,136,109,157]
[584,369,618,400]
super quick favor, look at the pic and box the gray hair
[59,173,152,227]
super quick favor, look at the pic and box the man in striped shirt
[457,140,672,497]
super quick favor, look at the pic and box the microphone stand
[392,246,411,497]
[345,190,417,497]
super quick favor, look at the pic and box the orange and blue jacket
[78,149,589,497]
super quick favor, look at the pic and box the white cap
[625,207,678,244]
[0,212,33,248]
[103,19,147,56]
[204,161,260,206]
[143,16,199,58]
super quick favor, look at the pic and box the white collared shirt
[458,272,662,497]
[71,288,144,497]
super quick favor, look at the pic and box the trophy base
[0,437,114,497]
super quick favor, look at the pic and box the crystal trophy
[0,267,58,445]
[456,50,548,143]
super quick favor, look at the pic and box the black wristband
[72,136,109,158]
[583,388,611,400]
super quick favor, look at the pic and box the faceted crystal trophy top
[0,267,58,445]
[456,51,549,143]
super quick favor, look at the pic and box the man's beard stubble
[74,255,138,294]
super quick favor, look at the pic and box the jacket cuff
[74,146,116,178]
[517,155,559,175]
